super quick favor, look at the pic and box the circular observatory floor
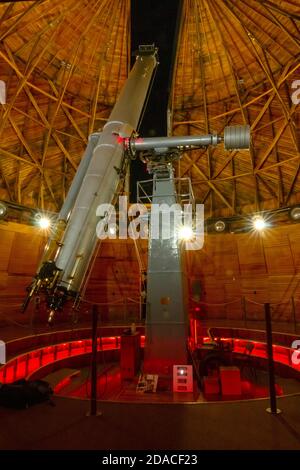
[44,362,300,404]
[2,325,300,450]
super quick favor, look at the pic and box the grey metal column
[143,166,188,376]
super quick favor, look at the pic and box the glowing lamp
[289,206,300,222]
[0,202,7,218]
[214,220,226,232]
[178,225,193,241]
[35,213,51,229]
[252,216,266,231]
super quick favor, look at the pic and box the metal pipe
[129,124,250,153]
[132,134,221,151]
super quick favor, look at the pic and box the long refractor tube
[22,47,158,316]
[21,134,99,313]
[53,50,158,298]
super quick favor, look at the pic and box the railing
[193,296,300,333]
[196,332,300,373]
[0,335,146,384]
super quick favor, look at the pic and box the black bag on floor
[0,379,53,409]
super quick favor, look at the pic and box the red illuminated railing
[0,335,145,384]
[199,336,300,372]
[1,328,299,386]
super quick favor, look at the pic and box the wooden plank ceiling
[172,0,300,216]
[0,0,300,217]
[0,0,130,210]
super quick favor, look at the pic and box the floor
[1,322,300,450]
[1,393,300,450]
[51,364,300,403]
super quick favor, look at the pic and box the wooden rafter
[171,0,300,216]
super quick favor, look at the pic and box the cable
[192,298,240,307]
[80,296,141,307]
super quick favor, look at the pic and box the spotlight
[35,213,51,229]
[214,220,226,233]
[0,202,7,218]
[252,216,266,231]
[289,206,300,222]
[178,225,194,241]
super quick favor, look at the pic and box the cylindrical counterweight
[55,49,158,293]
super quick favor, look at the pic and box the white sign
[291,80,300,105]
[0,80,6,105]
[0,340,6,364]
[291,339,300,365]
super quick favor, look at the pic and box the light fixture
[35,213,51,229]
[252,215,266,231]
[178,225,194,241]
[38,217,51,229]
[0,202,7,218]
[289,206,300,222]
[214,220,226,233]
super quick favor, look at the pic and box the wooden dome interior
[0,0,299,217]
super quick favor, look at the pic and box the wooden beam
[257,0,300,50]
[266,84,284,206]
[184,153,233,211]
[0,50,94,121]
[256,104,298,171]
[173,59,300,126]
[259,1,300,21]
[0,0,46,41]
[4,48,81,172]
[285,163,300,205]
[0,148,38,167]
[196,0,214,214]
[89,1,118,133]
[48,80,88,144]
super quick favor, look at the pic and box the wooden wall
[84,239,142,322]
[0,221,46,323]
[186,224,300,323]
[0,220,299,326]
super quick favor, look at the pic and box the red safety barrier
[0,334,146,384]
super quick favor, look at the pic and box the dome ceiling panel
[172,0,300,216]
[0,0,130,210]
[0,0,299,217]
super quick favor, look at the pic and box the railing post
[265,303,281,415]
[291,296,297,334]
[124,298,127,323]
[87,304,102,417]
[242,296,247,328]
